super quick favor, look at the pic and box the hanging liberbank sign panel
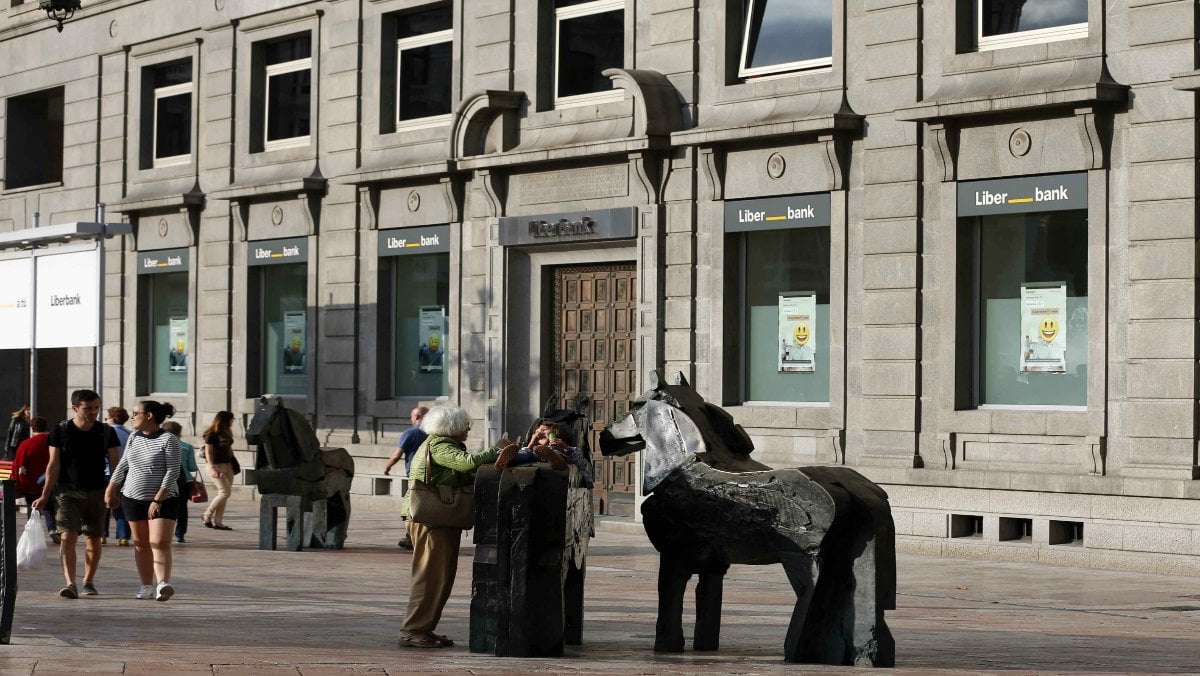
[497,207,637,246]
[723,194,831,232]
[248,237,308,266]
[957,173,1087,216]
[0,249,100,349]
[137,247,189,275]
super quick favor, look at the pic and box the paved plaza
[3,495,1198,675]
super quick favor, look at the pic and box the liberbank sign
[0,248,101,349]
[958,173,1087,216]
[723,194,831,232]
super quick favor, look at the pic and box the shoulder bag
[229,453,241,475]
[408,441,474,530]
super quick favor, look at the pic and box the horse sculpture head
[246,397,323,473]
[600,371,767,492]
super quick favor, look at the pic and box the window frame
[738,0,834,80]
[553,0,625,108]
[974,0,1087,52]
[151,80,193,168]
[262,45,312,151]
[394,24,454,131]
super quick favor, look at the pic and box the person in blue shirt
[383,406,429,550]
[103,406,133,546]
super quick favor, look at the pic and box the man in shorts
[32,389,120,599]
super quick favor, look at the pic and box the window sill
[976,404,1087,412]
[2,180,64,196]
[393,115,452,133]
[554,89,624,110]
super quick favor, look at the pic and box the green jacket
[403,434,499,516]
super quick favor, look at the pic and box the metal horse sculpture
[246,397,354,550]
[600,372,896,666]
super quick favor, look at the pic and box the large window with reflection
[377,226,450,399]
[553,0,624,106]
[975,0,1087,51]
[137,269,189,395]
[393,4,453,128]
[143,60,192,168]
[258,33,312,150]
[739,0,833,79]
[247,239,309,397]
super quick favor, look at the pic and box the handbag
[408,441,474,529]
[230,454,241,475]
[190,481,209,503]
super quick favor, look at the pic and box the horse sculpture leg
[693,572,724,651]
[655,555,690,652]
[779,552,820,663]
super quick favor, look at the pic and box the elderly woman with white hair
[398,404,500,649]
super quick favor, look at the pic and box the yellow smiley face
[1039,318,1059,343]
[793,323,810,346]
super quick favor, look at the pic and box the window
[976,0,1087,51]
[377,226,450,398]
[958,174,1089,407]
[145,60,192,168]
[394,5,452,128]
[724,195,832,405]
[262,34,312,150]
[247,238,309,397]
[554,0,624,106]
[4,87,64,190]
[137,270,189,394]
[739,0,833,79]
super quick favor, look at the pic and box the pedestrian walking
[5,404,31,461]
[105,400,180,601]
[13,416,57,537]
[161,421,199,543]
[201,410,236,530]
[31,389,120,598]
[383,405,428,549]
[102,406,132,546]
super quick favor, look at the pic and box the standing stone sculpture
[470,396,593,657]
[600,372,896,667]
[247,397,354,550]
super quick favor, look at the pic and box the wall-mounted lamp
[39,0,81,33]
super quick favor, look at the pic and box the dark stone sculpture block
[470,463,591,657]
[600,371,896,667]
[247,397,354,550]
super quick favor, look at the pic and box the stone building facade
[2,0,1199,572]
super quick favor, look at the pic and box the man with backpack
[32,389,120,599]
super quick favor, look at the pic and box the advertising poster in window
[778,292,816,373]
[282,310,306,374]
[418,305,446,373]
[167,315,188,372]
[1020,283,1067,373]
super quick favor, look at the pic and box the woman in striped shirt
[104,400,181,602]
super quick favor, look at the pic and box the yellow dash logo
[765,215,786,221]
[1008,197,1033,203]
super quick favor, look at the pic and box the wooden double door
[552,264,638,516]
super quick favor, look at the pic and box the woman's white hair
[421,405,472,437]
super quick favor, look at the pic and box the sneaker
[100,537,107,545]
[135,584,155,600]
[397,537,413,550]
[155,582,174,602]
[430,633,455,647]
[59,584,78,599]
[50,533,61,545]
[118,539,129,546]
[397,632,443,649]
[81,582,98,596]
[175,536,185,544]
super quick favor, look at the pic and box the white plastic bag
[16,516,49,571]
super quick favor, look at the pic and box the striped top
[110,430,181,501]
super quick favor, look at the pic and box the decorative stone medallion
[407,190,421,212]
[214,0,225,10]
[1009,128,1032,157]
[271,205,284,226]
[767,152,786,179]
[157,218,169,238]
[109,20,118,38]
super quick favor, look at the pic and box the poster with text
[35,249,99,348]
[778,293,816,373]
[168,316,188,372]
[1020,283,1067,373]
[418,305,446,373]
[282,311,306,374]
[0,258,33,350]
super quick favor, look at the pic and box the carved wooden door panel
[553,264,638,516]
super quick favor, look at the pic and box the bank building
[2,0,1199,574]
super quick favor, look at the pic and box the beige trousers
[401,521,462,634]
[203,462,234,525]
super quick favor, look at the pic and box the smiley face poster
[1020,283,1067,373]
[778,292,816,373]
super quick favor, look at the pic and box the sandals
[203,519,214,528]
[212,524,233,531]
